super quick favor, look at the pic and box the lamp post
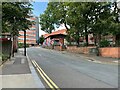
[24,30,26,56]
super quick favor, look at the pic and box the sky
[32,2,48,36]
[31,1,66,36]
[32,2,48,17]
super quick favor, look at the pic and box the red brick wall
[67,46,96,54]
[67,46,120,58]
[99,47,120,58]
[67,46,77,53]
[54,46,61,51]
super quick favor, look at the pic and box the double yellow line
[32,60,60,90]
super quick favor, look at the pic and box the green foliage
[40,12,55,33]
[39,35,45,45]
[18,43,29,48]
[0,53,9,61]
[2,54,9,61]
[40,2,120,47]
[99,39,110,47]
[2,2,33,36]
[40,2,69,33]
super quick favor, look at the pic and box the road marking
[113,61,118,63]
[38,54,42,56]
[32,60,37,67]
[21,58,25,64]
[93,60,101,63]
[32,60,55,90]
[36,67,55,90]
[32,60,60,90]
[33,61,60,89]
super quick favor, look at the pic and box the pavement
[0,48,45,89]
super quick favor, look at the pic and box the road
[27,47,118,88]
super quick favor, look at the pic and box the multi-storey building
[18,15,39,45]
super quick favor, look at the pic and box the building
[42,29,95,46]
[18,15,39,45]
[42,29,67,50]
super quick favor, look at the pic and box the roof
[50,29,67,36]
[43,29,67,38]
[43,34,50,38]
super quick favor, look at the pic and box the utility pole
[24,30,26,56]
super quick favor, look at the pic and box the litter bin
[89,47,99,56]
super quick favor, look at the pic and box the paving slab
[2,74,39,88]
[0,48,45,89]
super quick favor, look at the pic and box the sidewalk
[0,48,45,89]
[60,50,119,65]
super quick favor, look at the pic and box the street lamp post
[24,30,26,56]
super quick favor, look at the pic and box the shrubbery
[18,43,29,48]
[39,35,45,45]
[99,39,110,47]
[0,53,9,61]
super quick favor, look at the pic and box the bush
[18,43,29,48]
[0,53,9,61]
[39,35,45,45]
[99,39,110,47]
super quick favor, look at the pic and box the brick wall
[67,46,120,58]
[67,46,96,54]
[54,45,62,51]
[99,47,120,58]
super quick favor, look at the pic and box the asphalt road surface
[27,47,118,88]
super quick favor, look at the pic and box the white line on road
[113,61,118,63]
[21,59,25,64]
[38,54,42,56]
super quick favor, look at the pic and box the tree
[2,2,33,35]
[66,2,97,46]
[40,2,70,34]
[39,35,45,45]
[2,2,33,56]
[89,2,112,46]
[109,2,120,46]
[40,10,55,33]
[40,2,120,47]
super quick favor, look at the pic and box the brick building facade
[18,15,39,45]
